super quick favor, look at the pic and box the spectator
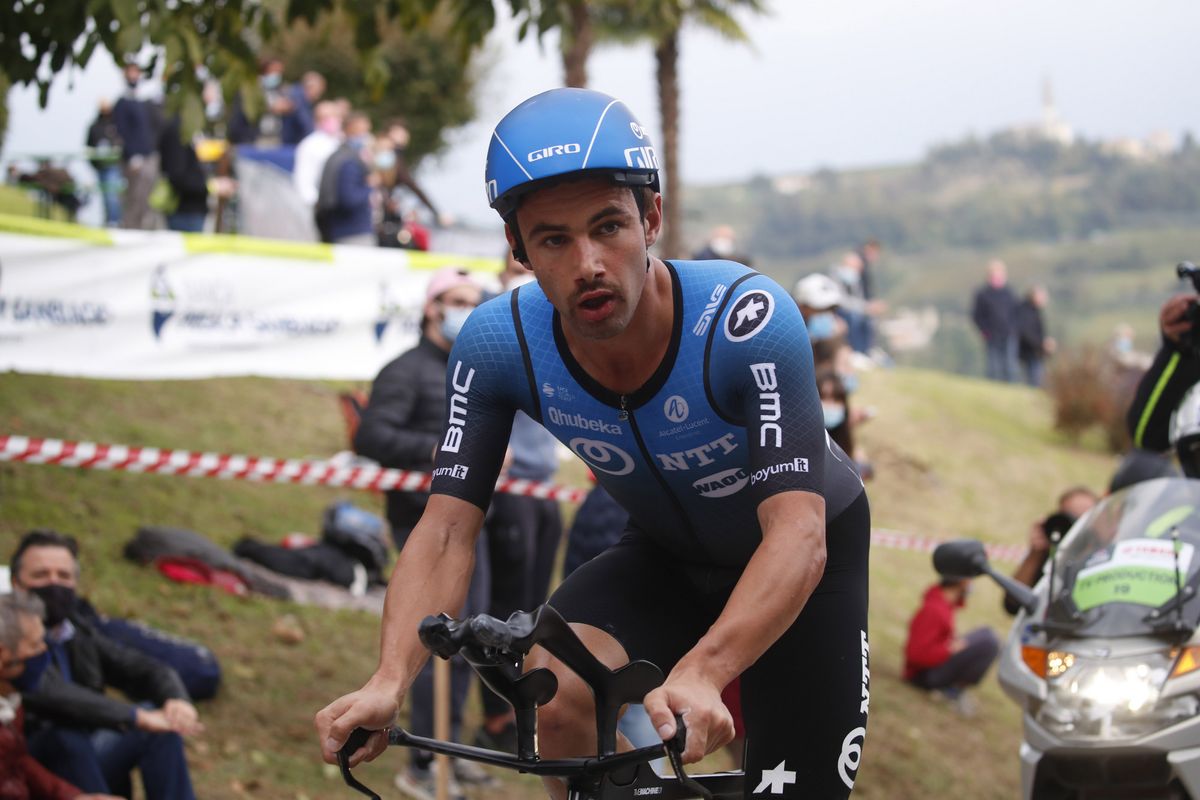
[315,112,378,245]
[157,115,209,233]
[692,224,737,261]
[1004,486,1097,615]
[830,251,885,355]
[10,531,199,799]
[381,119,443,224]
[85,101,122,227]
[1014,285,1055,387]
[793,273,848,349]
[903,567,999,717]
[280,71,326,146]
[475,254,564,754]
[353,268,490,798]
[1,591,122,800]
[971,259,1020,382]
[112,62,161,230]
[856,238,882,308]
[292,101,344,209]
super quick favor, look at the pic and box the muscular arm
[316,494,484,765]
[645,490,826,761]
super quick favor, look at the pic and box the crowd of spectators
[971,259,1057,386]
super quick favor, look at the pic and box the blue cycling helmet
[485,88,660,221]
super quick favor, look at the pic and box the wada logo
[724,290,774,342]
[528,143,581,162]
[663,395,689,423]
[692,468,748,498]
[568,438,635,476]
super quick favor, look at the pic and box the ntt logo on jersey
[548,407,622,435]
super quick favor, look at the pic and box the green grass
[0,368,1119,798]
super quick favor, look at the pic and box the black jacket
[354,336,451,537]
[22,601,189,732]
[1014,299,1046,361]
[1127,339,1200,451]
[971,284,1019,340]
[159,116,209,216]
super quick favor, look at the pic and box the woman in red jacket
[902,572,999,715]
[0,592,118,800]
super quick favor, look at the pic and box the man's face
[0,613,46,681]
[14,545,77,590]
[510,178,661,341]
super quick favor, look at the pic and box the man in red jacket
[0,591,118,800]
[902,569,999,716]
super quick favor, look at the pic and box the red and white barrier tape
[0,435,587,503]
[1,435,1028,562]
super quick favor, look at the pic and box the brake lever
[337,727,381,800]
[664,713,714,800]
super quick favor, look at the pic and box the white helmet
[793,274,842,310]
[1169,382,1200,478]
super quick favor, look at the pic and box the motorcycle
[936,477,1200,799]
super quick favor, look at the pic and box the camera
[1176,262,1200,358]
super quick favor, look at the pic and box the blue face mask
[839,372,859,394]
[12,649,50,691]
[822,403,846,429]
[808,312,837,341]
[440,306,473,343]
[374,149,396,171]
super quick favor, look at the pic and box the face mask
[29,584,76,628]
[440,306,473,343]
[261,73,282,90]
[349,135,371,151]
[808,312,837,341]
[11,649,49,691]
[839,372,859,394]
[374,149,396,171]
[822,403,846,429]
[1115,337,1133,354]
[318,117,341,136]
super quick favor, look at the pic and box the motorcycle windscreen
[1045,477,1200,637]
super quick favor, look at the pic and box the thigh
[548,531,714,674]
[741,492,871,799]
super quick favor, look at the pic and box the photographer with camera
[1003,487,1098,615]
[1127,263,1200,456]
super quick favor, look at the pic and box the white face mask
[440,306,474,343]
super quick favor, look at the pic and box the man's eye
[597,221,620,235]
[541,235,566,248]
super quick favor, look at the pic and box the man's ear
[504,222,529,265]
[643,192,663,248]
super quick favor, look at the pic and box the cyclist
[316,88,871,799]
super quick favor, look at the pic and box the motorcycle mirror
[934,539,1041,615]
[933,540,988,578]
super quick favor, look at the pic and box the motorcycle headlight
[1037,651,1198,740]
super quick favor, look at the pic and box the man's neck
[563,258,673,394]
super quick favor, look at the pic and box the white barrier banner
[0,217,500,380]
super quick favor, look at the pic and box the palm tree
[610,0,766,258]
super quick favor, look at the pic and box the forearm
[370,498,483,697]
[672,492,826,689]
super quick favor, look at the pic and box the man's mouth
[576,290,617,321]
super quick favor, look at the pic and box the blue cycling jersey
[429,259,864,567]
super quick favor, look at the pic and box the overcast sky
[5,0,1199,226]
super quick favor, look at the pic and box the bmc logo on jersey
[623,146,659,169]
[663,395,689,423]
[528,143,581,162]
[569,438,635,476]
[724,290,774,342]
[692,468,748,498]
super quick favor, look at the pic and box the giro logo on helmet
[623,146,660,170]
[528,143,581,162]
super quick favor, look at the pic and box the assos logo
[692,468,748,498]
[691,284,727,336]
[528,143,581,162]
[724,290,774,343]
[569,438,635,476]
[663,395,689,423]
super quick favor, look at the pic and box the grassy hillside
[0,368,1118,798]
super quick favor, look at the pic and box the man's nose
[574,239,606,283]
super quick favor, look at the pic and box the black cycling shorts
[550,491,871,799]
